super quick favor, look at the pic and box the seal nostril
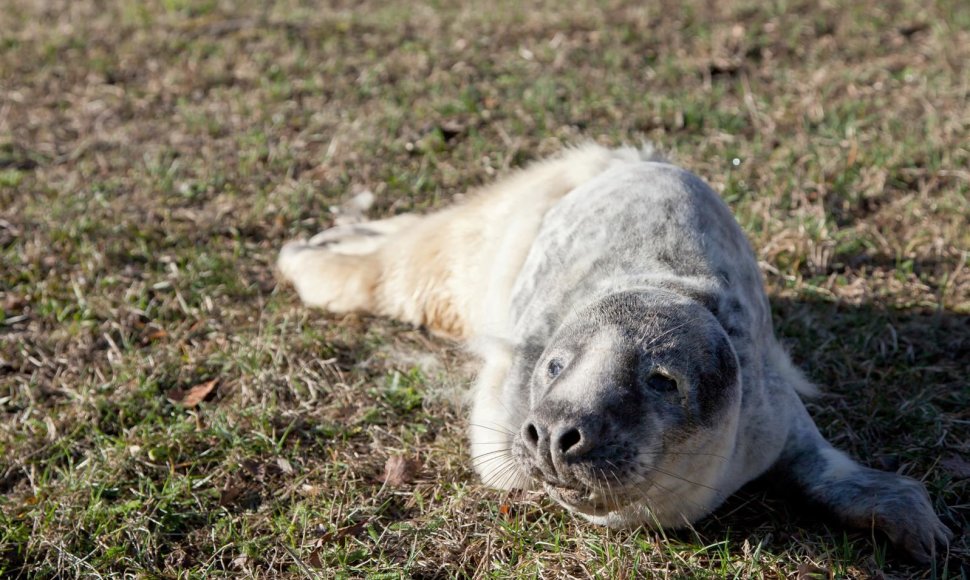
[525,423,539,447]
[558,428,582,453]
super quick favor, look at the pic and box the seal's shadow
[687,295,969,570]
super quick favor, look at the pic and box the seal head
[511,290,742,527]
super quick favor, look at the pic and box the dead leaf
[166,379,217,407]
[307,548,324,568]
[2,293,25,311]
[438,120,465,142]
[796,563,831,580]
[299,484,321,497]
[941,455,970,479]
[381,455,418,486]
[143,328,168,343]
[498,503,511,518]
[218,484,246,507]
[242,458,282,480]
[241,459,262,477]
[319,520,369,544]
[219,483,260,510]
[276,457,294,475]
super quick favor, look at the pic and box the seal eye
[646,373,678,393]
[547,358,564,379]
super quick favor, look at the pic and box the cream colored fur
[278,143,657,339]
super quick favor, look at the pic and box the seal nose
[555,426,583,454]
[521,419,591,474]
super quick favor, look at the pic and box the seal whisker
[599,466,621,512]
[471,454,514,478]
[604,459,628,497]
[485,452,524,491]
[636,450,728,461]
[481,456,518,489]
[470,448,512,464]
[638,315,701,351]
[497,460,526,491]
[633,461,721,493]
[623,469,712,517]
[469,422,516,437]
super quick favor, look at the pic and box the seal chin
[543,483,622,516]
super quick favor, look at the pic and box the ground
[1,0,968,577]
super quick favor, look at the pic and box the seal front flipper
[774,407,952,563]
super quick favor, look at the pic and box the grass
[1,0,968,577]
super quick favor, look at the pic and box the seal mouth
[544,482,618,516]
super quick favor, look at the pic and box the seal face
[278,143,951,562]
[511,292,741,523]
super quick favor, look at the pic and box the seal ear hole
[547,358,564,379]
[645,373,678,394]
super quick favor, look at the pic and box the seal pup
[277,143,951,562]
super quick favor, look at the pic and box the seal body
[479,162,781,526]
[278,144,951,562]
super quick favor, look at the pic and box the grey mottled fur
[484,162,950,562]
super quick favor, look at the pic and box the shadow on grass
[688,295,969,574]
